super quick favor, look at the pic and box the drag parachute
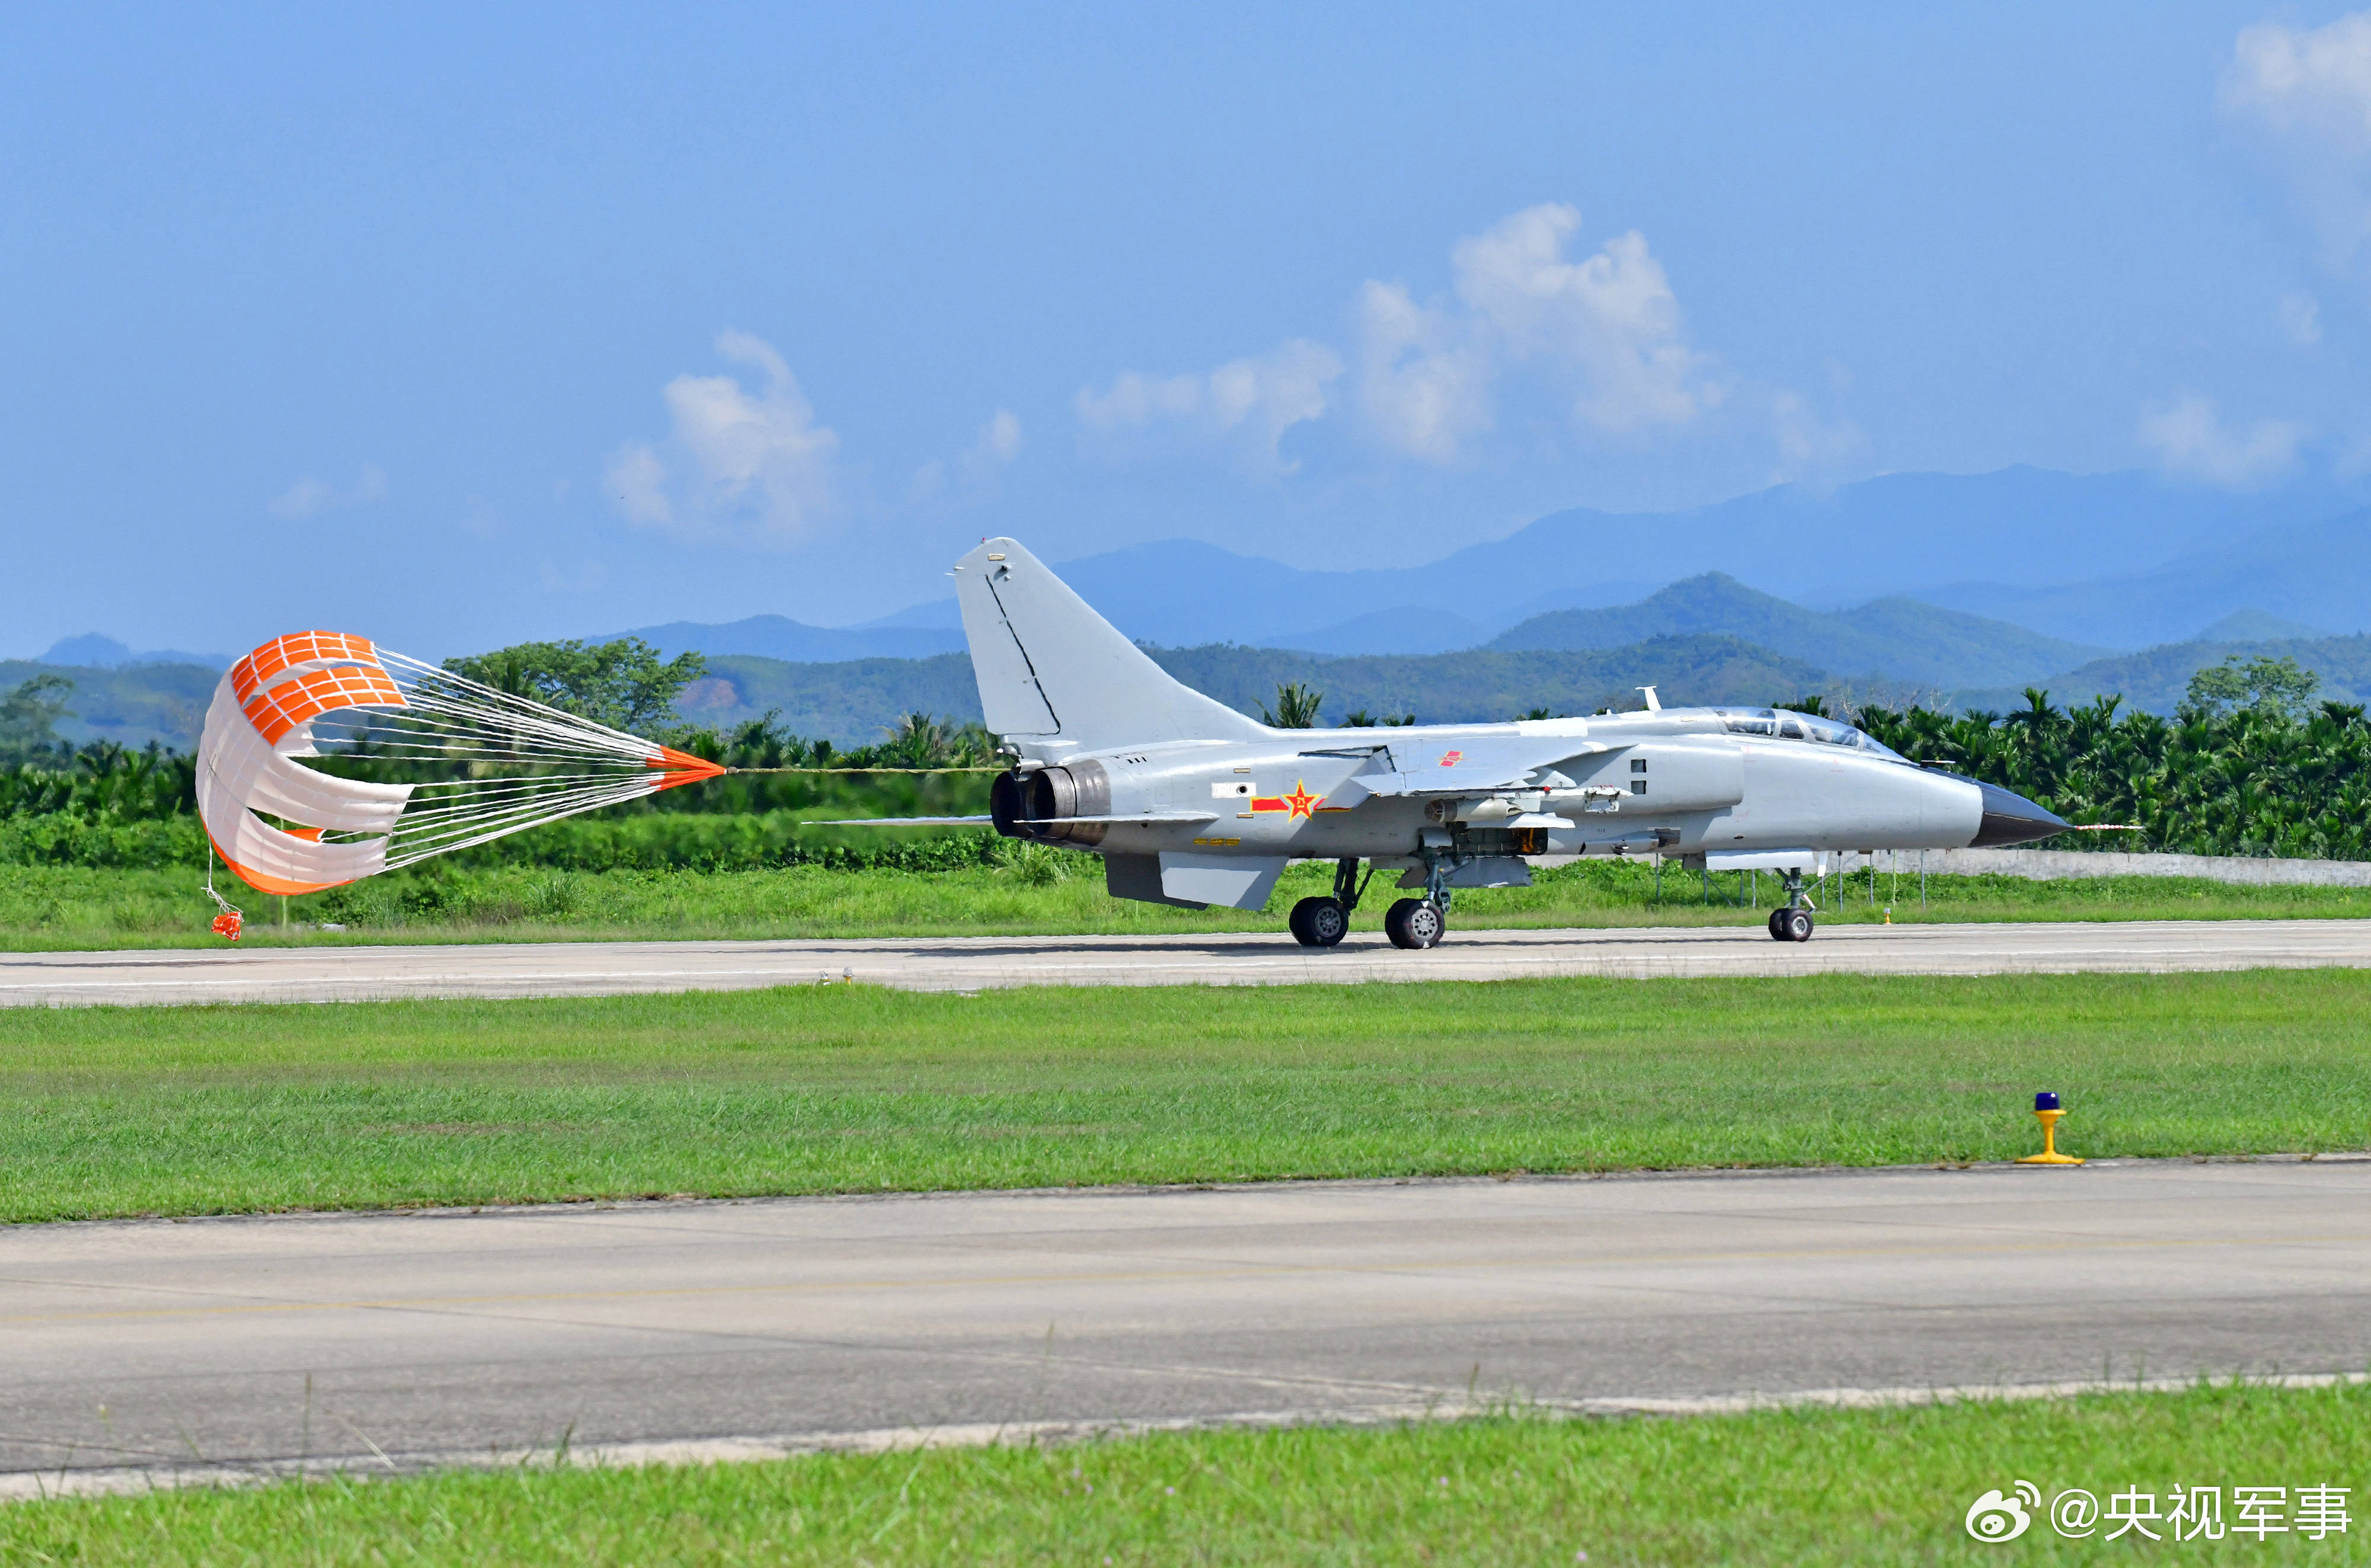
[197,631,723,895]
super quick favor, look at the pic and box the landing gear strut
[1289,857,1372,949]
[1766,869,1816,943]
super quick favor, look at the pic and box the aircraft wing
[1320,738,1616,805]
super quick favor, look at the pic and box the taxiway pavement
[3,1160,2366,1490]
[9,917,2371,1007]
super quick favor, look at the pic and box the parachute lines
[196,632,725,896]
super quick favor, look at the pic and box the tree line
[7,642,2366,864]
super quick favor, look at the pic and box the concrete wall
[1860,846,2371,889]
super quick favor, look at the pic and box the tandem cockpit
[1715,708,1911,763]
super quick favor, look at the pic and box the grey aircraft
[848,536,2070,949]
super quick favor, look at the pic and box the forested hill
[675,634,1848,743]
[1955,633,2371,715]
[0,659,215,751]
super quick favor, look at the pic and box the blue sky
[7,2,2371,657]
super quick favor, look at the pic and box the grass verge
[7,856,2371,950]
[4,969,2367,1221]
[5,1383,2366,1564]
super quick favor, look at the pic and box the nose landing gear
[1384,896,1445,950]
[1766,868,1816,942]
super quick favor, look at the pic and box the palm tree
[1259,682,1324,728]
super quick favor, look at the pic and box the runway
[9,917,2371,1006]
[3,1160,2367,1493]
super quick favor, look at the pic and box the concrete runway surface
[3,1160,2367,1493]
[9,918,2371,1007]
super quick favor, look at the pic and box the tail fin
[954,537,1267,751]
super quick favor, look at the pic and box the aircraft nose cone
[1969,781,2072,847]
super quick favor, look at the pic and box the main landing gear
[1289,859,1449,950]
[1766,868,1816,943]
[1289,857,1370,949]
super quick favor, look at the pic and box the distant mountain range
[663,636,1852,745]
[1485,573,2108,691]
[838,465,2368,652]
[37,633,228,671]
[595,615,965,663]
[1920,504,2371,648]
[605,468,2371,665]
[37,463,2371,752]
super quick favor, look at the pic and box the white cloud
[2139,393,2305,485]
[1350,204,1722,463]
[1449,204,1718,434]
[1768,390,1868,482]
[606,330,840,544]
[973,408,1023,466]
[1075,203,1733,472]
[268,463,386,521]
[1354,280,1493,462]
[2228,12,2371,136]
[1076,339,1341,473]
[914,409,1025,500]
[2225,12,2371,257]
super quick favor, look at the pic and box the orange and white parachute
[197,631,723,895]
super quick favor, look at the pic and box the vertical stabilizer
[953,537,1268,751]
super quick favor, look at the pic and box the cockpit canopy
[1715,708,1909,763]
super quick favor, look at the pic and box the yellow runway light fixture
[2017,1090,2083,1166]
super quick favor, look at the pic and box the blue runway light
[2034,1091,2060,1112]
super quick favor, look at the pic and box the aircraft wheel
[1779,908,1814,943]
[1385,897,1445,951]
[1766,908,1790,942]
[1289,896,1349,948]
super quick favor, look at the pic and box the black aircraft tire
[1290,896,1349,948]
[1782,908,1814,943]
[1767,908,1790,942]
[1385,897,1444,951]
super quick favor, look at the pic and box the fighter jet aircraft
[845,536,2069,949]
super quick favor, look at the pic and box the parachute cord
[721,766,1005,775]
[201,847,244,942]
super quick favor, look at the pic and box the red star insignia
[1283,780,1320,818]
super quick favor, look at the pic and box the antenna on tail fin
[952,538,1268,753]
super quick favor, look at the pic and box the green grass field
[6,1383,2364,1564]
[6,855,2369,951]
[5,969,2367,1222]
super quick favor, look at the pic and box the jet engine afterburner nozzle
[990,759,1111,846]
